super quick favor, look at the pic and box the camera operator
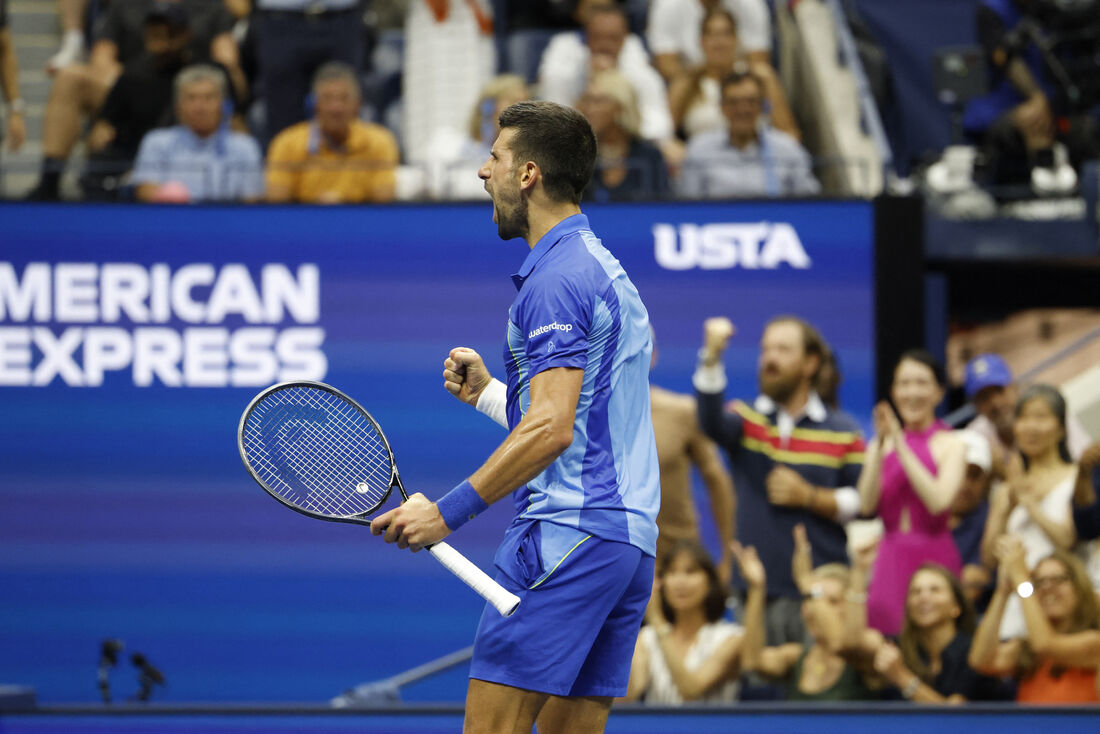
[963,0,1099,194]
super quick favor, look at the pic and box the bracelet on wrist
[7,98,25,114]
[900,675,921,700]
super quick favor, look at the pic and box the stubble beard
[494,185,529,241]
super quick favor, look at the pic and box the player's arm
[373,366,582,549]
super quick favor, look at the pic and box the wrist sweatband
[475,378,508,428]
[436,479,488,531]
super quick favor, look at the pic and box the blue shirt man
[132,63,263,203]
[372,101,658,734]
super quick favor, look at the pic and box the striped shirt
[499,214,660,569]
[697,390,865,598]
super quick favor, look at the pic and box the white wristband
[7,98,25,115]
[475,378,508,428]
[692,348,727,394]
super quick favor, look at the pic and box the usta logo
[653,222,811,270]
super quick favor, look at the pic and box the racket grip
[427,541,520,617]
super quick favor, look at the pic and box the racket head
[237,381,401,524]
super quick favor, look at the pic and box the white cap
[957,429,992,473]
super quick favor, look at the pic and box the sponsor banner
[0,200,873,701]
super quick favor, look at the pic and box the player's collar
[512,213,590,289]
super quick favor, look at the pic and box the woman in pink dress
[858,350,968,635]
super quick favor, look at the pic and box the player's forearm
[468,410,572,505]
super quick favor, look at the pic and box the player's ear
[518,161,539,192]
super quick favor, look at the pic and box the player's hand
[370,492,450,552]
[443,347,493,407]
[766,466,813,508]
[701,317,735,366]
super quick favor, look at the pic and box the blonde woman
[575,69,669,202]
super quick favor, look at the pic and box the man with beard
[371,101,660,734]
[694,315,865,644]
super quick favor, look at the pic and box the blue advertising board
[0,200,873,702]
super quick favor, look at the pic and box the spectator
[964,353,1091,476]
[951,430,995,606]
[26,0,241,201]
[46,0,88,74]
[422,73,531,201]
[81,5,218,199]
[252,0,365,147]
[647,0,772,82]
[402,0,495,164]
[695,316,865,645]
[0,0,26,153]
[981,384,1078,639]
[623,540,744,704]
[668,8,798,142]
[576,70,670,202]
[1073,442,1100,589]
[858,350,966,637]
[850,562,1002,702]
[736,528,879,701]
[679,71,819,199]
[132,64,263,203]
[266,62,398,204]
[538,2,674,145]
[963,0,1098,193]
[648,328,735,583]
[970,539,1100,703]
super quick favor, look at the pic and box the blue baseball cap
[965,353,1013,399]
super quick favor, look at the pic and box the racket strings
[241,386,394,517]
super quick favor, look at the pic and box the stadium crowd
[0,0,1097,708]
[628,317,1100,704]
[2,0,830,202]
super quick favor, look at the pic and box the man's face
[974,384,1016,437]
[478,127,529,241]
[721,79,763,139]
[586,12,627,62]
[177,78,222,138]
[314,79,360,140]
[758,321,813,403]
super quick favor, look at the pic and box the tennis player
[371,100,660,733]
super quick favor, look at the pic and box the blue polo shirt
[132,125,265,202]
[497,214,659,577]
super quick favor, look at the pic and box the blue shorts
[469,522,654,698]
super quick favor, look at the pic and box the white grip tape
[427,541,520,617]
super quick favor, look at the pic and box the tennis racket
[237,380,520,617]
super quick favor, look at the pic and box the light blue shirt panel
[501,215,659,560]
[132,127,265,202]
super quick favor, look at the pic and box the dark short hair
[656,539,728,624]
[720,69,765,99]
[497,100,596,205]
[895,348,946,388]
